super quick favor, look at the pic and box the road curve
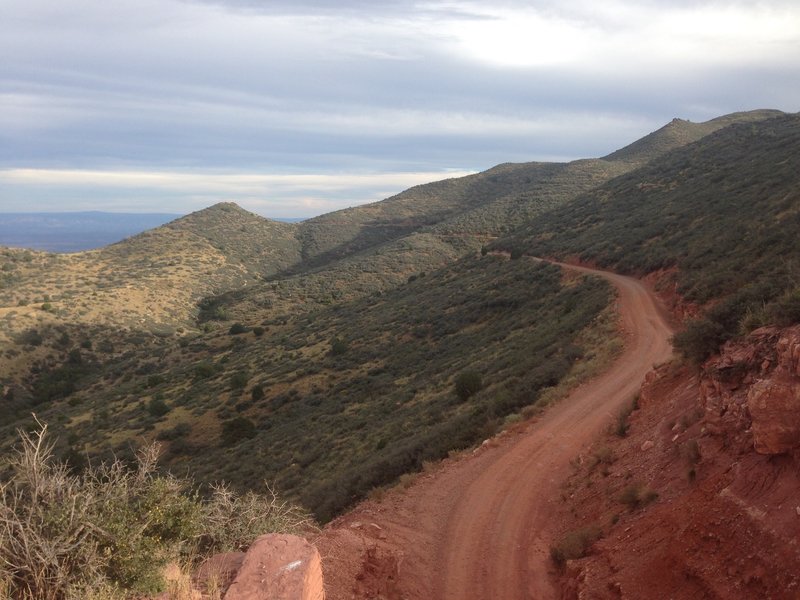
[319,263,674,600]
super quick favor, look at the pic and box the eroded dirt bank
[315,263,673,599]
[552,326,800,599]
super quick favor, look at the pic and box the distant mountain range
[0,212,304,252]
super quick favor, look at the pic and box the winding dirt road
[317,263,674,600]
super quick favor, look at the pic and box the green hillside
[495,113,800,361]
[2,108,796,526]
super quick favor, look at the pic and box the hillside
[603,108,784,163]
[2,108,800,598]
[494,112,800,361]
[2,108,795,528]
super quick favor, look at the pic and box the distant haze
[0,213,182,252]
[2,0,799,216]
[0,212,309,253]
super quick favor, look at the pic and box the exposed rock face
[224,534,324,600]
[554,362,800,600]
[699,325,800,455]
[747,326,800,454]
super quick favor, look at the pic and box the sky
[1,0,799,218]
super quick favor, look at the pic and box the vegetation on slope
[0,422,311,599]
[4,258,611,522]
[495,113,800,361]
[2,108,791,536]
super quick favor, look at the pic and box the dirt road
[317,263,674,599]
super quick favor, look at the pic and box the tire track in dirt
[318,262,674,600]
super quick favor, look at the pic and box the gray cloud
[1,0,799,216]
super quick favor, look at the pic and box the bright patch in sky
[0,169,476,217]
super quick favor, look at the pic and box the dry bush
[550,524,603,567]
[619,482,659,511]
[0,419,314,599]
[199,482,315,553]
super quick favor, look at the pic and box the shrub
[230,371,249,390]
[613,396,638,437]
[549,525,602,567]
[156,422,191,441]
[0,421,312,599]
[330,337,348,356]
[454,370,483,401]
[198,483,313,553]
[16,329,43,347]
[252,326,265,337]
[147,398,170,417]
[193,362,215,380]
[228,323,248,335]
[672,318,725,365]
[768,287,800,327]
[220,417,257,446]
[619,482,659,510]
[146,374,165,388]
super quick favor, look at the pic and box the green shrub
[330,337,348,356]
[193,362,215,380]
[220,417,257,446]
[228,323,248,335]
[454,370,483,401]
[156,422,191,441]
[672,318,725,364]
[16,329,43,347]
[146,374,165,388]
[147,398,170,417]
[251,384,265,401]
[230,371,249,390]
[768,287,800,326]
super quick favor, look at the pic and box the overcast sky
[2,0,799,217]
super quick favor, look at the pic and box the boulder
[224,534,324,600]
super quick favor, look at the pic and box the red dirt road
[317,264,674,600]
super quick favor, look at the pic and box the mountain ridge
[1,107,797,524]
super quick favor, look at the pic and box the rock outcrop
[747,326,800,454]
[700,325,800,455]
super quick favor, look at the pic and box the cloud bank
[1,0,798,215]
